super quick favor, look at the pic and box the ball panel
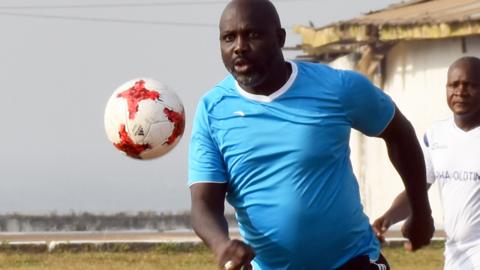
[104,91,129,143]
[163,107,185,146]
[139,142,176,160]
[115,79,161,120]
[143,120,173,147]
[113,124,151,159]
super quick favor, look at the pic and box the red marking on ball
[114,124,150,159]
[163,108,185,145]
[117,80,160,120]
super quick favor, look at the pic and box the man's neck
[241,61,291,96]
[454,114,480,131]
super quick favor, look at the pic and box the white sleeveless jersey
[423,117,480,270]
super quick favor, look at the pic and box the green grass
[382,241,444,270]
[0,242,444,270]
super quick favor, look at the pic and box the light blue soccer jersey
[189,61,395,270]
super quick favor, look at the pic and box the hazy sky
[0,0,400,214]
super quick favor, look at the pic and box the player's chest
[430,136,480,183]
[209,104,350,162]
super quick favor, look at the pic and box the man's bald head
[220,0,282,30]
[449,56,480,74]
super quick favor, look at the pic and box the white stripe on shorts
[372,262,387,270]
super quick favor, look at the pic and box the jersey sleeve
[422,132,436,184]
[188,99,228,187]
[338,70,395,136]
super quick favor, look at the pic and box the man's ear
[277,28,286,48]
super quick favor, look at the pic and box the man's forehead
[219,0,278,29]
[220,10,269,31]
[449,63,476,75]
[220,16,266,30]
[448,65,480,83]
[450,58,480,71]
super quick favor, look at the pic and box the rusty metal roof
[346,0,480,26]
[293,0,480,58]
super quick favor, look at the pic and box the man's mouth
[452,100,471,110]
[233,59,252,73]
[453,99,468,105]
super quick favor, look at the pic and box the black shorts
[335,253,390,270]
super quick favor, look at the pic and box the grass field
[0,242,444,270]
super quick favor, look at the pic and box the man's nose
[454,83,468,96]
[234,36,248,55]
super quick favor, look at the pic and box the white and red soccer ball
[104,78,185,160]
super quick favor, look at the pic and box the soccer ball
[104,78,185,160]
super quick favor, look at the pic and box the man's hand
[401,213,435,251]
[373,212,434,251]
[372,215,393,243]
[215,239,255,270]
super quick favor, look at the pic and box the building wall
[359,36,480,228]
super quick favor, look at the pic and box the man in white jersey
[373,56,480,269]
[189,0,434,269]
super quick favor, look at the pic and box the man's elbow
[380,108,417,143]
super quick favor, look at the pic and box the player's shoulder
[300,61,370,88]
[424,117,453,146]
[294,60,349,91]
[295,60,330,70]
[198,75,236,108]
[295,60,340,77]
[294,60,368,80]
[428,117,453,133]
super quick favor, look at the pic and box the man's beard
[231,69,266,89]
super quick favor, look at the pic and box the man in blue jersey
[188,0,434,269]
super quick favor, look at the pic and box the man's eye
[223,34,234,42]
[470,82,478,88]
[447,82,459,88]
[249,32,260,39]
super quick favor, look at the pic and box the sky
[0,0,400,214]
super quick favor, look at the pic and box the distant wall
[0,212,237,232]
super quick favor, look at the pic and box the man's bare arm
[377,106,434,250]
[190,183,255,270]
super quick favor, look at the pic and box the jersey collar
[235,60,298,103]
